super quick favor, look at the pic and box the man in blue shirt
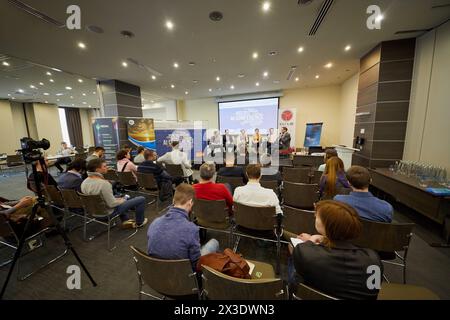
[57,158,86,192]
[334,166,393,223]
[147,183,219,270]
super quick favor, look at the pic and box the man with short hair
[81,158,148,228]
[233,164,282,213]
[217,155,248,184]
[147,184,219,270]
[334,165,393,222]
[259,154,282,186]
[193,163,233,214]
[157,141,193,181]
[58,158,86,192]
[54,141,73,173]
[279,127,291,150]
[86,146,105,163]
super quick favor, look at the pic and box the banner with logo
[92,117,120,165]
[126,118,156,150]
[279,108,296,147]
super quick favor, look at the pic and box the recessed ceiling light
[43,92,50,96]
[230,85,235,90]
[375,14,384,23]
[165,20,174,30]
[268,51,278,56]
[56,93,64,96]
[185,91,189,95]
[2,61,10,66]
[193,80,199,84]
[92,91,96,94]
[30,85,36,89]
[188,62,196,66]
[298,46,304,53]
[263,71,269,78]
[216,76,221,82]
[295,77,299,82]
[150,100,154,103]
[255,82,260,86]
[49,79,54,82]
[52,68,62,72]
[345,45,351,51]
[151,75,156,80]
[45,101,48,104]
[82,93,86,96]
[7,93,10,96]
[78,79,83,83]
[70,96,74,99]
[11,97,15,100]
[122,61,128,67]
[238,74,245,78]
[324,62,333,68]
[82,102,87,104]
[173,62,179,68]
[209,88,212,92]
[273,80,280,84]
[252,52,259,59]
[71,104,75,106]
[39,82,44,86]
[262,1,271,12]
[65,86,72,90]
[78,42,86,49]
[315,75,320,79]
[18,89,24,93]
[171,84,175,88]
[46,71,52,76]
[120,30,135,38]
[88,105,92,108]
[56,99,60,102]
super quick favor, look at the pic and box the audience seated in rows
[133,146,145,164]
[57,158,86,192]
[137,150,175,201]
[81,158,148,228]
[193,163,233,214]
[147,184,219,270]
[86,146,105,163]
[157,141,193,182]
[319,157,350,199]
[233,164,282,214]
[318,148,338,172]
[54,141,74,173]
[334,166,393,223]
[27,157,58,193]
[290,200,382,300]
[217,155,248,184]
[259,154,282,186]
[116,149,138,181]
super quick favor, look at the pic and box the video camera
[19,137,50,163]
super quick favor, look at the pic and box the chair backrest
[282,167,311,183]
[6,155,24,167]
[0,214,15,239]
[320,186,352,200]
[44,185,65,207]
[75,153,87,161]
[193,199,228,227]
[60,189,84,209]
[282,205,316,235]
[79,194,109,217]
[282,182,318,209]
[260,180,279,193]
[292,155,324,168]
[117,171,137,187]
[216,175,244,192]
[103,170,119,182]
[310,170,323,185]
[136,172,158,190]
[233,202,276,231]
[164,164,184,177]
[130,246,198,297]
[352,219,415,252]
[293,283,338,300]
[202,265,285,300]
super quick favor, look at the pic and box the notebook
[246,260,256,275]
[291,237,305,247]
[425,188,450,196]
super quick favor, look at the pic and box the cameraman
[81,158,148,229]
[27,157,58,193]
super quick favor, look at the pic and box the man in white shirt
[267,128,278,155]
[233,164,282,214]
[54,141,74,173]
[157,141,193,182]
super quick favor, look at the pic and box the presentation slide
[218,98,279,134]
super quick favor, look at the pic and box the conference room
[0,0,449,307]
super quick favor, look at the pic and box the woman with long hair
[319,157,350,199]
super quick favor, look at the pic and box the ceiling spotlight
[262,1,271,12]
[216,76,221,82]
[345,45,351,51]
[2,61,10,66]
[171,84,175,88]
[39,82,44,86]
[122,61,128,67]
[238,74,245,78]
[120,30,135,38]
[43,92,50,96]
[295,77,299,82]
[173,62,179,68]
[56,99,60,102]
[78,42,86,49]
[324,62,333,68]
[30,85,36,89]
[56,93,64,96]
[52,68,62,72]
[208,88,212,92]
[7,93,10,96]
[252,52,258,59]
[71,104,75,106]
[268,51,278,56]
[273,80,280,84]
[255,82,260,87]
[65,86,72,90]
[230,85,235,90]
[185,91,189,95]
[78,79,83,83]
[193,80,199,84]
[151,75,156,80]
[151,100,154,103]
[49,79,54,82]
[45,101,48,104]
[18,89,24,93]
[46,71,52,76]
[263,71,269,78]
[69,96,74,99]
[82,93,86,96]
[82,102,87,104]
[298,46,304,53]
[315,75,320,79]
[11,97,15,100]
[92,91,96,94]
[188,62,196,66]
[165,20,174,30]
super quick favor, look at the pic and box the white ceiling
[0,0,449,105]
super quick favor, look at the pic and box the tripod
[0,158,97,299]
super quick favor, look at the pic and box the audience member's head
[173,183,195,213]
[171,141,179,149]
[67,158,86,173]
[246,164,261,181]
[87,158,107,174]
[137,146,145,155]
[116,149,130,161]
[324,148,338,162]
[259,154,272,168]
[94,146,105,157]
[144,149,157,161]
[199,162,216,182]
[346,165,371,191]
[314,200,362,247]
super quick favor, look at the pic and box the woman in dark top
[319,157,350,199]
[290,200,382,300]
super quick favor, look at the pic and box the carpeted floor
[0,168,449,300]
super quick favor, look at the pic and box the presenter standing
[267,128,278,155]
[252,128,261,156]
[237,129,248,156]
[279,127,291,151]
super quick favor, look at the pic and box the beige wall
[10,102,28,143]
[404,21,450,171]
[0,100,19,154]
[182,98,218,129]
[32,103,63,155]
[79,108,94,146]
[339,74,359,147]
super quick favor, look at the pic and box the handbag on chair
[197,248,251,279]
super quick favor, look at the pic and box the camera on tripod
[19,137,50,163]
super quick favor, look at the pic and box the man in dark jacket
[58,158,86,192]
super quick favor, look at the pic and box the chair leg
[233,235,241,253]
[83,214,88,241]
[107,218,112,251]
[276,234,281,275]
